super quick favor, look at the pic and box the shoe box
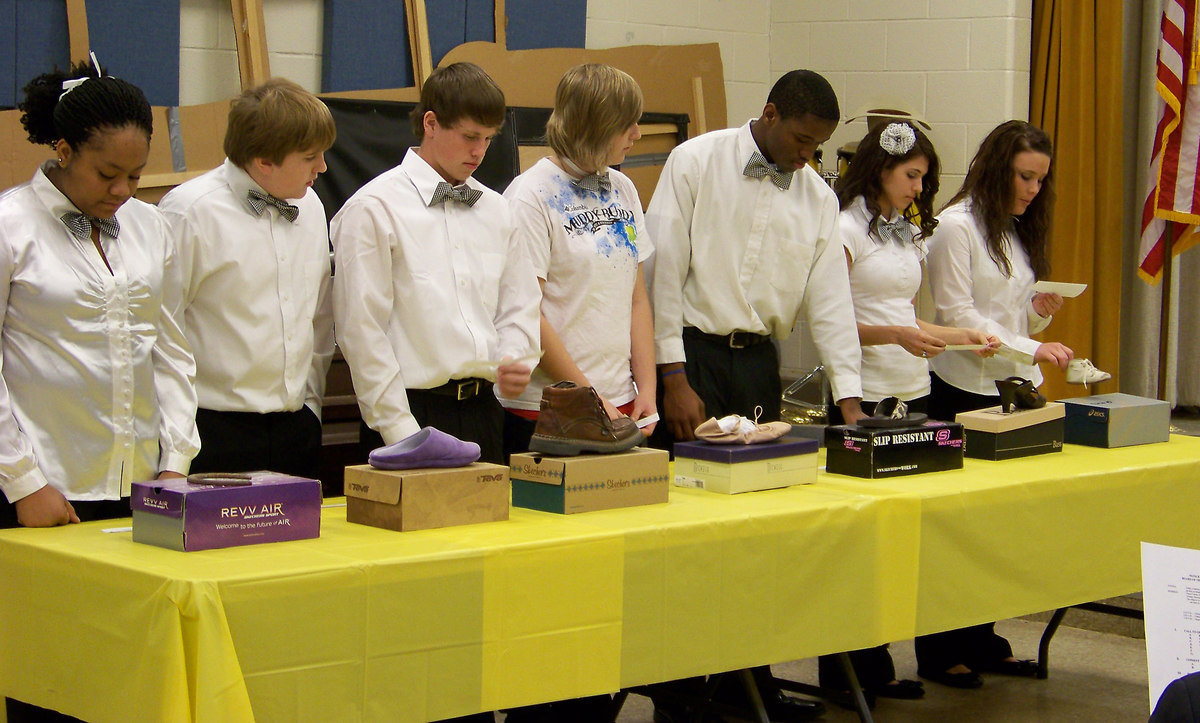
[824,421,964,478]
[673,437,819,493]
[955,403,1065,460]
[1058,392,1171,448]
[131,472,322,551]
[509,446,669,514]
[343,463,510,532]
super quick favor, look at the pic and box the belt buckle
[729,332,748,349]
[456,379,480,401]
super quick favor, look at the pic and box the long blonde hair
[545,64,643,173]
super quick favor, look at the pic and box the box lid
[343,464,505,503]
[1059,392,1170,410]
[131,472,318,517]
[956,402,1065,433]
[674,437,819,463]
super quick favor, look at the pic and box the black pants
[927,372,1000,422]
[648,330,787,709]
[820,397,927,691]
[360,385,504,465]
[502,410,537,463]
[649,329,782,453]
[918,372,1012,673]
[190,407,322,479]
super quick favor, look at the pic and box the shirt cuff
[655,338,686,366]
[1,466,51,504]
[304,400,322,422]
[1027,305,1052,335]
[379,416,422,447]
[159,450,194,478]
[828,373,863,405]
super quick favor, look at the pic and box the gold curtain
[1030,0,1124,402]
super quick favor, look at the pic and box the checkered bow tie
[429,181,483,207]
[571,173,611,193]
[742,151,793,191]
[246,189,299,223]
[875,217,914,245]
[60,212,119,241]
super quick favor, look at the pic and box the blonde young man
[332,62,539,466]
[159,78,336,479]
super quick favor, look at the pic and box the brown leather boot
[529,381,645,455]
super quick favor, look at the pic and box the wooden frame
[229,0,270,90]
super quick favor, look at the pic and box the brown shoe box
[956,403,1065,460]
[343,463,510,532]
[824,421,964,478]
[509,447,669,514]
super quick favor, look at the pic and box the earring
[57,157,64,167]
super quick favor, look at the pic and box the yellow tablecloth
[1,436,1197,721]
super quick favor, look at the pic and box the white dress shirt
[331,149,540,444]
[842,197,929,402]
[927,199,1051,394]
[646,121,862,401]
[0,164,199,503]
[158,159,334,418]
[502,157,652,411]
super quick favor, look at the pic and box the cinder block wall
[179,0,325,106]
[587,0,1032,198]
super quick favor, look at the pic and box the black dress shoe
[918,668,984,689]
[973,658,1039,677]
[764,692,826,721]
[867,678,925,699]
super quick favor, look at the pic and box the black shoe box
[956,403,1065,460]
[824,421,964,478]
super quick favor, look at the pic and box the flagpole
[1157,230,1174,400]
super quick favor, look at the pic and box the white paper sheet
[1032,281,1087,297]
[1142,541,1200,710]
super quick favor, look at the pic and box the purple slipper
[368,427,481,470]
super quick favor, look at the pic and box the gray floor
[606,408,1200,722]
[613,617,1150,721]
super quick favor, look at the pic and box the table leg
[1038,607,1069,679]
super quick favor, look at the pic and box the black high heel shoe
[994,377,1046,413]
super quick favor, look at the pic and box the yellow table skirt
[1,436,1197,721]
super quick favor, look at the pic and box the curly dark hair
[767,69,839,123]
[19,58,152,150]
[946,120,1054,279]
[835,121,940,241]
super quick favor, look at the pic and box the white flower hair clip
[59,51,108,100]
[879,122,916,156]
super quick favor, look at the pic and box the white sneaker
[1066,358,1111,386]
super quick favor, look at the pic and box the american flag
[1139,0,1200,283]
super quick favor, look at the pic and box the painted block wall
[587,0,1032,200]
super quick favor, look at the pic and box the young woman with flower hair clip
[817,120,998,705]
[828,121,998,424]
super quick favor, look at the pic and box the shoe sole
[528,434,643,456]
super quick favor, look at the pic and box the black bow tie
[61,212,120,241]
[430,182,483,207]
[246,189,299,223]
[571,173,611,193]
[743,151,793,191]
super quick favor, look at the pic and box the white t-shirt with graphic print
[501,157,653,411]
